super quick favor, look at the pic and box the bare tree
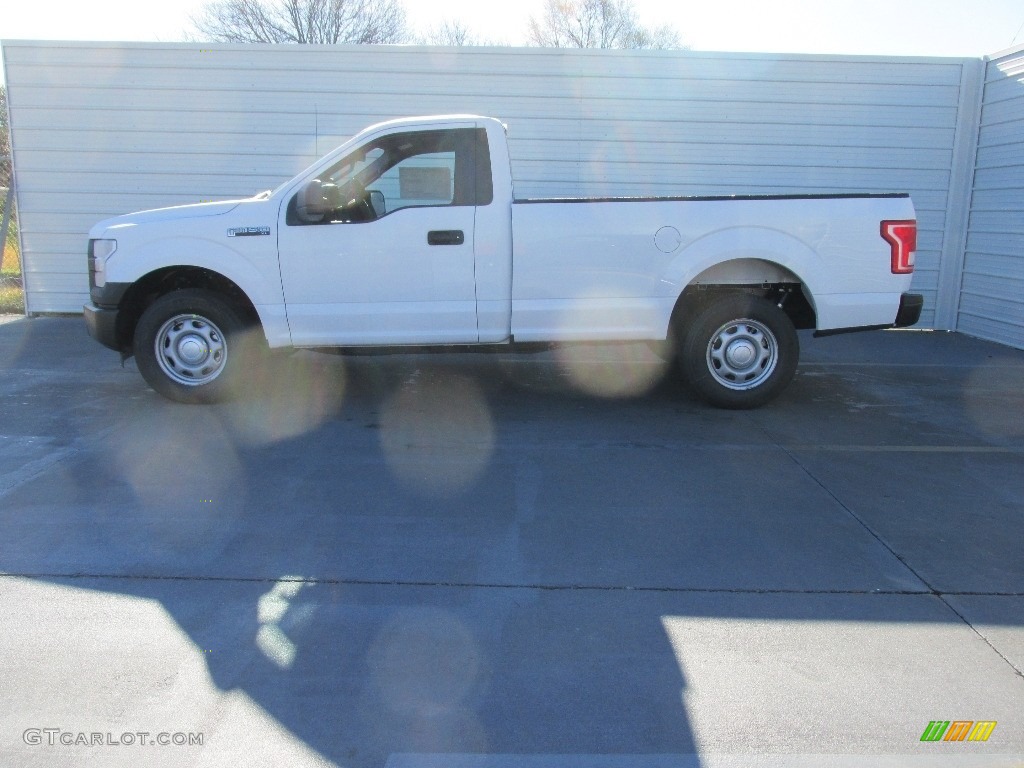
[527,0,682,49]
[421,19,474,46]
[191,0,408,44]
[414,19,512,46]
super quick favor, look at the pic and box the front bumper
[83,302,121,351]
[894,292,924,328]
[83,281,130,352]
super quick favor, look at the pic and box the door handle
[427,229,465,246]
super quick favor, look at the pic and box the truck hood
[89,199,245,237]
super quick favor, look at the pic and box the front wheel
[134,289,255,404]
[679,294,798,409]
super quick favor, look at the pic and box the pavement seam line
[2,572,1023,597]
[0,444,78,499]
[934,597,1024,680]
[0,421,124,498]
[763,427,1024,681]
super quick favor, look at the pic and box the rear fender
[661,226,823,321]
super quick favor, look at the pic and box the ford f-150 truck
[84,114,922,409]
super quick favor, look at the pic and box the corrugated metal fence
[958,46,1024,349]
[0,42,990,333]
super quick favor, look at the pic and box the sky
[1,0,1022,81]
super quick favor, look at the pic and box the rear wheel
[679,294,798,409]
[134,289,254,403]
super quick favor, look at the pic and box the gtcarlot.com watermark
[24,728,203,747]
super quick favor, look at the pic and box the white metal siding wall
[958,46,1024,349]
[3,41,975,319]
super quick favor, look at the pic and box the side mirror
[295,179,327,223]
[369,190,386,217]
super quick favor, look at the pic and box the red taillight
[881,220,916,274]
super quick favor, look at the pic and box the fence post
[0,185,13,266]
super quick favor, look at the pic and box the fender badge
[227,226,271,237]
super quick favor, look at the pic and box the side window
[367,150,456,213]
[288,127,492,226]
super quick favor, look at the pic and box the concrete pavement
[0,316,1022,767]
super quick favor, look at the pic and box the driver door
[277,127,484,346]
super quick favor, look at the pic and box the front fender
[121,239,275,301]
[108,236,290,346]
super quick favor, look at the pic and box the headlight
[91,238,117,262]
[88,239,117,287]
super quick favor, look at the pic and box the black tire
[679,293,798,409]
[133,289,255,404]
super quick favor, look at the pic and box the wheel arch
[114,266,262,353]
[660,227,825,336]
[668,258,818,335]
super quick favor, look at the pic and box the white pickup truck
[84,114,921,408]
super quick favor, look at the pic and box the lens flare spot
[378,372,494,496]
[555,342,668,398]
[225,348,346,446]
[367,608,483,716]
[111,408,245,565]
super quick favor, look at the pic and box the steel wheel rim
[154,314,227,386]
[705,317,778,391]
